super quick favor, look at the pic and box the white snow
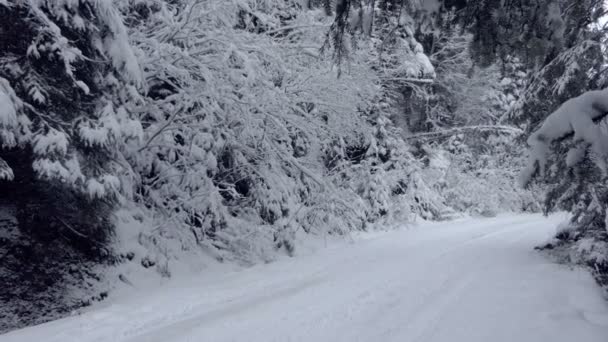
[0,157,13,181]
[32,128,69,156]
[521,88,608,185]
[2,214,608,342]
[92,0,143,86]
[32,156,85,184]
[86,178,106,199]
[534,89,608,146]
[0,78,17,127]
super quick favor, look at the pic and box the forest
[1,0,608,338]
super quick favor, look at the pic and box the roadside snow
[2,214,608,342]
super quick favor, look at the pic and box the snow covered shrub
[97,0,456,272]
[112,0,395,264]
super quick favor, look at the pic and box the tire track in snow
[347,219,546,342]
[403,221,544,342]
[126,273,329,342]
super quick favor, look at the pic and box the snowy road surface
[3,214,608,342]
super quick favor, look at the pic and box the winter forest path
[3,214,608,342]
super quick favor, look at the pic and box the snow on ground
[3,213,608,342]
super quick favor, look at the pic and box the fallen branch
[380,77,435,84]
[265,24,330,35]
[405,125,523,140]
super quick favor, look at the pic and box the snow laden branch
[380,77,435,84]
[405,125,523,141]
[520,88,608,187]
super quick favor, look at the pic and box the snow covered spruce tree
[487,0,608,287]
[521,89,608,288]
[0,0,142,328]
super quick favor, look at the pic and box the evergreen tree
[0,0,143,330]
[521,88,608,286]
[0,0,142,249]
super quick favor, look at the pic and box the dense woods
[1,0,607,332]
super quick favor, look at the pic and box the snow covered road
[3,214,608,342]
